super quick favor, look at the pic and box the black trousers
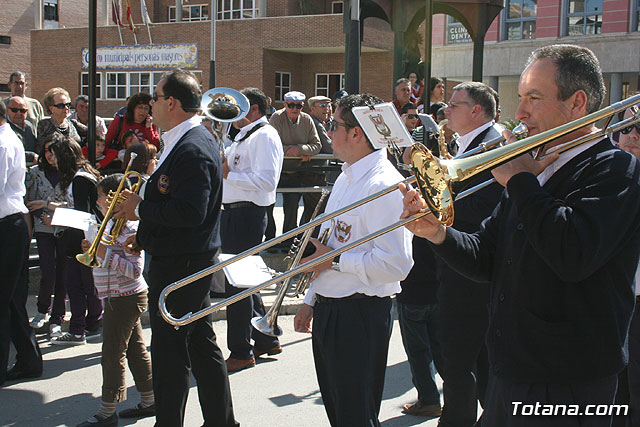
[438,280,490,427]
[312,296,393,427]
[481,372,618,427]
[221,205,279,360]
[147,252,238,427]
[0,214,42,384]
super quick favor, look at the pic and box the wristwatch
[134,201,141,220]
[331,254,341,272]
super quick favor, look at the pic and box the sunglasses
[9,107,28,114]
[52,102,71,110]
[152,92,170,102]
[620,123,640,135]
[317,103,331,108]
[406,114,419,119]
[286,103,303,109]
[329,120,351,132]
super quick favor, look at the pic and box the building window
[81,72,103,99]
[0,84,10,93]
[103,71,199,100]
[0,36,11,45]
[129,72,153,94]
[332,1,344,14]
[275,72,291,102]
[446,16,472,44]
[504,0,536,39]
[566,0,602,36]
[168,4,209,22]
[106,72,128,100]
[315,73,345,97]
[217,0,259,20]
[44,0,59,29]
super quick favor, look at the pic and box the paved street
[2,306,443,427]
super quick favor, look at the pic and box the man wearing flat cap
[269,91,322,242]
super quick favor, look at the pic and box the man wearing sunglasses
[401,103,420,132]
[2,72,44,134]
[6,96,37,166]
[269,91,322,244]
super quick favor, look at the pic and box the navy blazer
[433,138,640,382]
[137,125,222,257]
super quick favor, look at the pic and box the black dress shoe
[119,403,155,419]
[6,365,42,381]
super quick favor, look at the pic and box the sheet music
[50,208,95,232]
[219,253,276,289]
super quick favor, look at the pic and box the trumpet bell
[410,143,455,227]
[76,252,102,268]
[201,87,250,122]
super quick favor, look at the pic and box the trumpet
[76,154,143,268]
[158,94,640,328]
[251,190,330,337]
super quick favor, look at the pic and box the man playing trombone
[294,93,414,427]
[401,44,640,426]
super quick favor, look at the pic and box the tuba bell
[200,87,250,158]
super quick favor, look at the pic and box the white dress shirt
[0,122,28,218]
[536,136,602,186]
[303,149,414,306]
[223,116,284,206]
[156,115,203,169]
[455,120,495,155]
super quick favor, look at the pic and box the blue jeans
[397,302,442,406]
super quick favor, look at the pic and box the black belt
[0,212,23,223]
[222,201,260,210]
[315,293,377,304]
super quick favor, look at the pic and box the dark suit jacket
[433,138,640,382]
[437,124,502,305]
[137,125,222,257]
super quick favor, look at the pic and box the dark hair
[119,129,138,150]
[75,94,89,106]
[429,77,444,93]
[48,134,100,189]
[452,81,497,120]
[436,106,447,122]
[336,93,384,147]
[97,173,130,195]
[38,132,61,173]
[161,69,201,113]
[9,71,25,84]
[525,44,605,114]
[0,101,5,123]
[401,102,418,115]
[125,92,153,122]
[123,143,158,175]
[241,87,267,116]
[429,102,447,116]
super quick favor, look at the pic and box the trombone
[159,94,640,328]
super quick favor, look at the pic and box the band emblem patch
[335,220,352,243]
[233,154,241,167]
[157,175,170,194]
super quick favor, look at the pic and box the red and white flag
[111,0,123,26]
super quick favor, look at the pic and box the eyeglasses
[317,103,331,108]
[286,103,303,109]
[152,92,170,102]
[51,102,71,110]
[406,114,419,119]
[620,123,640,135]
[448,101,472,109]
[9,107,28,114]
[329,120,351,132]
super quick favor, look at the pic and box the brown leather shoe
[254,344,282,358]
[401,401,442,417]
[225,357,256,373]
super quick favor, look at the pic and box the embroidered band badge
[157,175,170,194]
[335,220,352,243]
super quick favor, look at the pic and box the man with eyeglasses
[308,95,339,184]
[401,102,420,132]
[2,72,44,134]
[6,96,37,166]
[294,93,413,427]
[427,81,504,427]
[269,91,322,245]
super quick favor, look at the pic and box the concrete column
[102,0,109,26]
[610,72,622,105]
[34,0,43,30]
[258,0,266,17]
[176,0,182,21]
[488,76,499,91]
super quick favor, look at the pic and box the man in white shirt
[294,93,413,427]
[222,88,285,373]
[0,101,42,386]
